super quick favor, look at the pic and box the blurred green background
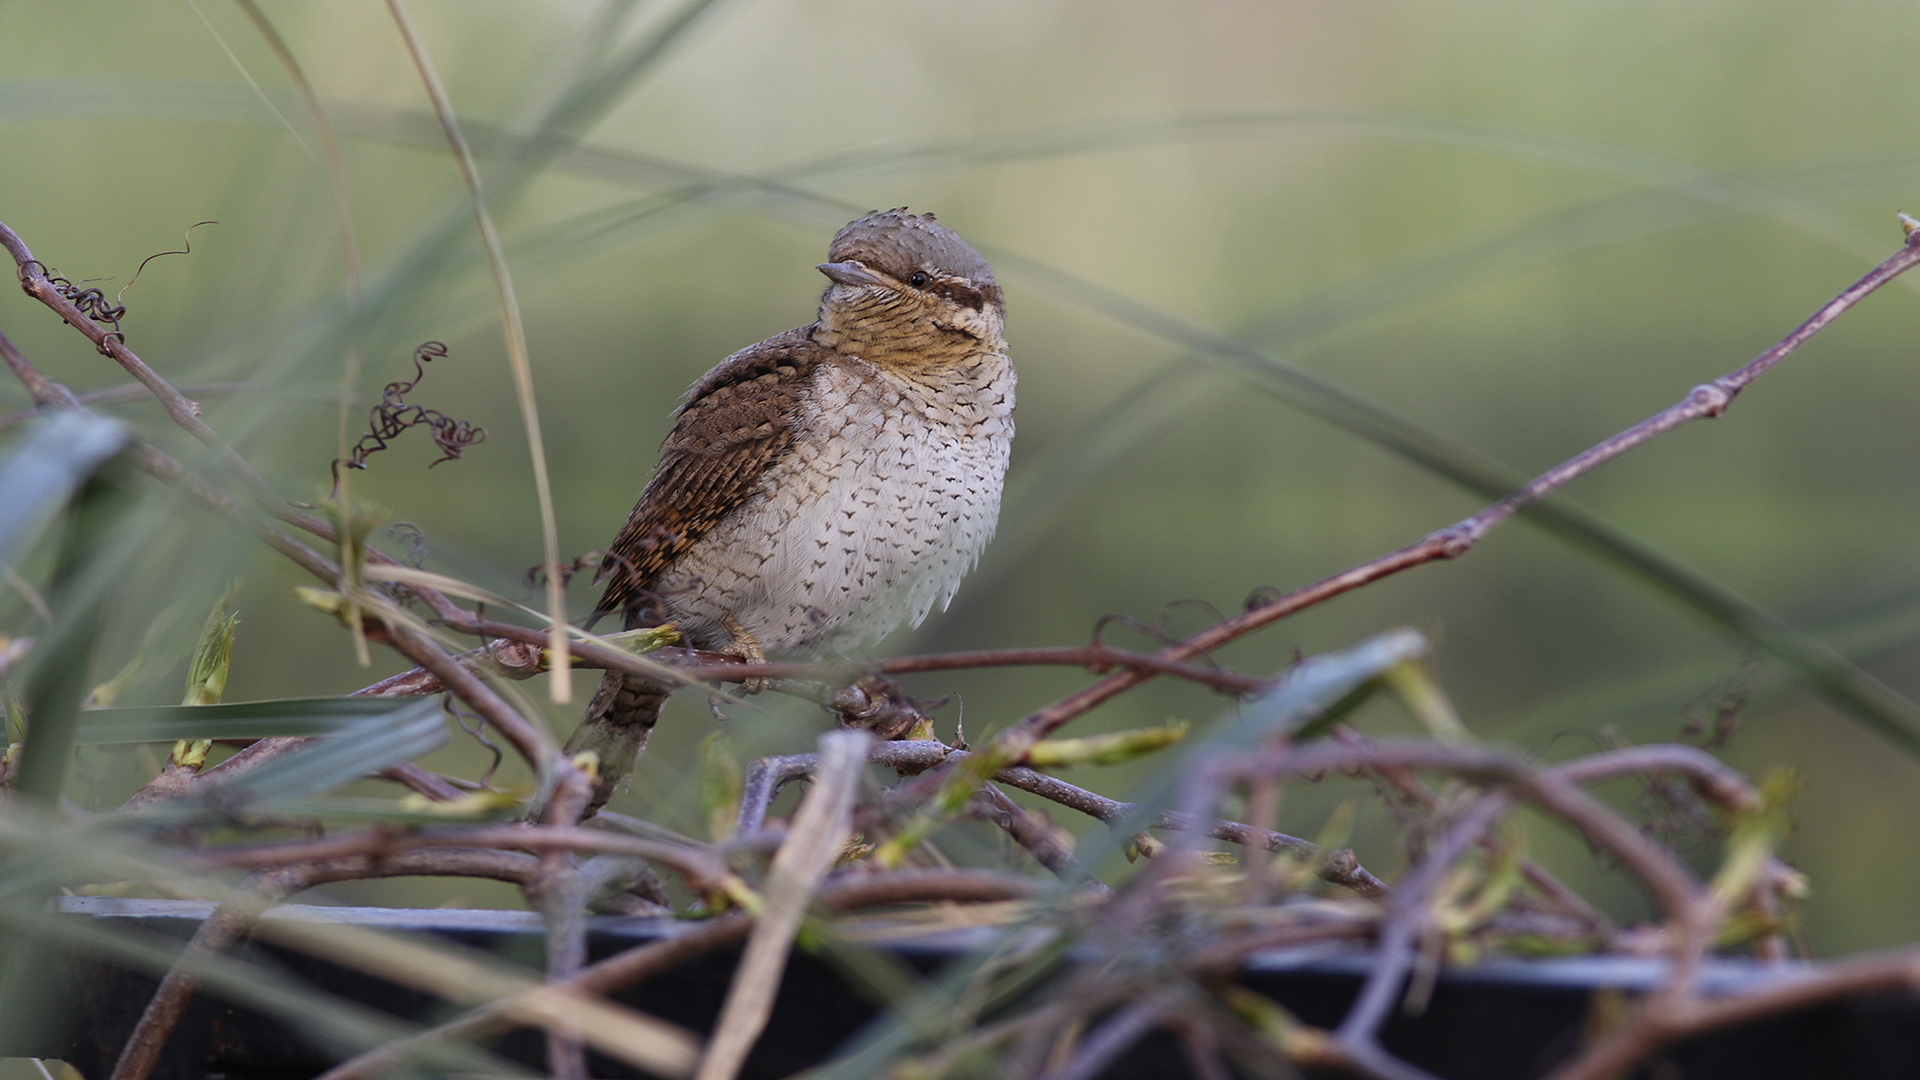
[6,0,1920,955]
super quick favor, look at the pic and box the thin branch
[364,632,1269,700]
[1224,741,1705,918]
[1332,727,1604,925]
[968,784,1104,888]
[984,224,1920,759]
[670,645,1272,695]
[185,824,730,891]
[741,741,1389,898]
[1548,945,1920,1080]
[0,233,375,595]
[1330,794,1509,1073]
[525,867,590,1080]
[4,219,286,509]
[1036,999,1163,1080]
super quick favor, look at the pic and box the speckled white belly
[655,353,1014,653]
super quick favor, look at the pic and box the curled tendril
[118,220,217,306]
[1092,599,1228,651]
[331,342,487,489]
[24,261,128,353]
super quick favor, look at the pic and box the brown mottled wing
[591,327,828,629]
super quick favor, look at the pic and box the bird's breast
[653,352,1014,653]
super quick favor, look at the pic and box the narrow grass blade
[0,899,533,1076]
[697,730,869,1080]
[222,696,448,801]
[74,695,427,744]
[14,470,134,804]
[0,412,128,567]
[251,910,699,1077]
[386,0,572,701]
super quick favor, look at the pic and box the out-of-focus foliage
[5,0,1920,955]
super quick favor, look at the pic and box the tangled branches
[6,214,1920,1080]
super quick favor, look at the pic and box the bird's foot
[720,615,770,695]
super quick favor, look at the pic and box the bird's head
[814,209,1004,365]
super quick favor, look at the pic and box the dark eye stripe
[929,278,988,310]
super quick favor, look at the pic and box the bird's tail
[557,670,671,819]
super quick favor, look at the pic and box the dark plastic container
[11,898,1919,1079]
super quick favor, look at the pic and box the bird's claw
[720,615,770,695]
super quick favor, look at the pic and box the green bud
[1026,721,1189,769]
[183,586,239,708]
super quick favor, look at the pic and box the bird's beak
[817,261,888,288]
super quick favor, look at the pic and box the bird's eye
[908,271,929,289]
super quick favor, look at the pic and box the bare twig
[968,784,1103,888]
[1332,726,1603,924]
[4,220,288,509]
[983,225,1920,759]
[698,731,869,1080]
[1329,794,1509,1076]
[1036,999,1163,1080]
[740,740,1389,897]
[526,867,591,1080]
[185,824,730,891]
[1548,945,1920,1080]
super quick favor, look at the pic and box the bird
[562,209,1014,817]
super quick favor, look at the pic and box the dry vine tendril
[331,340,486,488]
[19,261,126,352]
